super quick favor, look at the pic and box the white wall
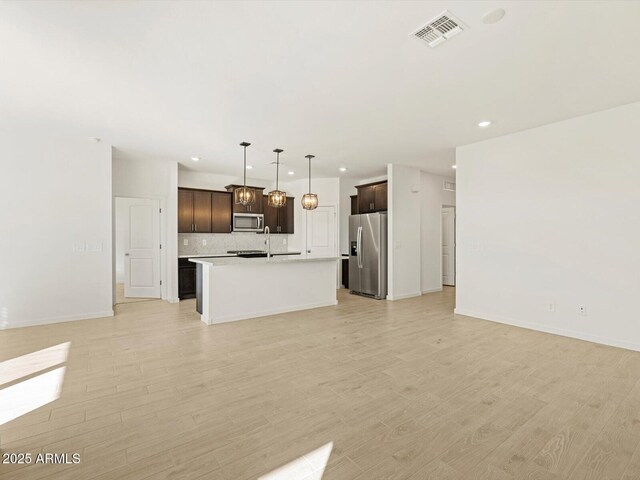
[0,128,113,328]
[420,171,456,293]
[284,178,340,255]
[113,154,179,303]
[387,164,422,300]
[178,169,272,192]
[456,101,640,351]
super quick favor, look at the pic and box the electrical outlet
[202,239,207,246]
[283,238,287,245]
[183,239,189,246]
[579,305,587,316]
[547,303,555,312]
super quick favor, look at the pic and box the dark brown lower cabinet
[342,257,349,288]
[178,258,196,299]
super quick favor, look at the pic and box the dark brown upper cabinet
[356,180,388,214]
[178,188,232,233]
[192,190,212,233]
[178,189,194,233]
[373,182,387,211]
[211,191,232,233]
[350,195,359,215]
[225,185,265,214]
[262,196,294,234]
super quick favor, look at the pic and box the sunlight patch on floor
[0,342,70,426]
[258,442,333,480]
[0,367,66,426]
[0,341,70,385]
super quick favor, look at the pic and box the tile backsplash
[179,233,291,256]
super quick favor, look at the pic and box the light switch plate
[183,239,188,246]
[73,242,85,253]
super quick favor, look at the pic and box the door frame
[112,195,166,306]
[441,204,456,287]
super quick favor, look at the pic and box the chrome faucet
[264,226,271,259]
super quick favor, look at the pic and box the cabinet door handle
[229,224,232,232]
[191,224,194,232]
[194,224,197,232]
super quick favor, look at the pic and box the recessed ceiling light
[452,165,457,169]
[482,8,506,24]
[191,156,200,162]
[246,165,253,170]
[477,120,492,128]
[287,171,295,175]
[339,167,347,172]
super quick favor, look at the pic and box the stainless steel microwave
[233,213,264,232]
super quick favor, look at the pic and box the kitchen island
[189,256,338,325]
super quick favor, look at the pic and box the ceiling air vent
[411,11,465,48]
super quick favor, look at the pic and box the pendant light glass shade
[234,186,255,205]
[301,193,318,210]
[301,154,318,210]
[236,142,256,205]
[268,149,287,208]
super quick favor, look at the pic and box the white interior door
[306,206,336,258]
[442,206,456,286]
[123,198,161,298]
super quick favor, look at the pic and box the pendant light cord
[276,151,280,190]
[243,145,247,189]
[308,157,311,192]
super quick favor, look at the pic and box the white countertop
[189,255,338,266]
[179,251,301,259]
[179,253,235,259]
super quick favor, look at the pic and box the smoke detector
[411,11,466,48]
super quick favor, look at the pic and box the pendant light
[268,148,287,208]
[301,154,318,210]
[235,142,256,206]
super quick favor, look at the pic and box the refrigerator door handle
[357,226,363,268]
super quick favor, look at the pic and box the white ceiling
[1,1,640,180]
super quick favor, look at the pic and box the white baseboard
[387,291,422,301]
[206,300,338,325]
[2,310,115,330]
[421,287,443,294]
[454,308,640,353]
[166,297,180,304]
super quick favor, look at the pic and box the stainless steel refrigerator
[349,212,387,299]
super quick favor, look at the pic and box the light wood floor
[2,288,640,479]
[115,283,160,305]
